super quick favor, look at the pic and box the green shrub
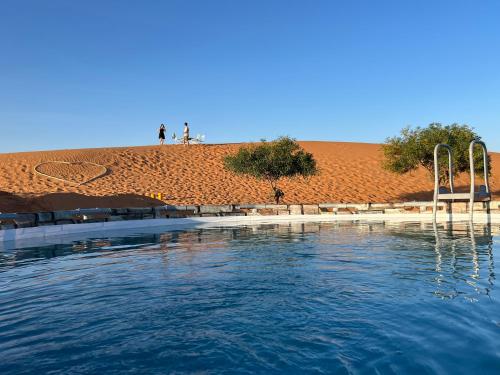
[224,137,318,203]
[382,123,490,184]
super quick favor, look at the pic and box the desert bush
[224,137,318,203]
[382,123,490,184]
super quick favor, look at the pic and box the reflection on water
[1,221,498,300]
[432,221,495,297]
[0,221,499,374]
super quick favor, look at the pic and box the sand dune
[0,141,498,213]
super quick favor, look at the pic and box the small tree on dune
[382,123,490,184]
[224,137,318,204]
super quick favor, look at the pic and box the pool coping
[2,211,500,244]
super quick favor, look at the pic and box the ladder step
[437,192,491,201]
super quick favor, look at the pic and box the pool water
[1,221,499,374]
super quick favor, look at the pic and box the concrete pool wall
[1,201,500,242]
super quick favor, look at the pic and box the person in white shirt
[183,122,190,146]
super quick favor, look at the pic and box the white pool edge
[2,212,500,244]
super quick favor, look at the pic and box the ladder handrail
[433,140,491,222]
[469,140,490,221]
[433,144,454,193]
[433,144,454,221]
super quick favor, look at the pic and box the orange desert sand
[0,141,498,213]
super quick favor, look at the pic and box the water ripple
[0,222,499,374]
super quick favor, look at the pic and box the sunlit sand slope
[0,142,498,212]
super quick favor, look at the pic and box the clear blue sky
[1,0,499,152]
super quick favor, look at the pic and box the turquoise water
[0,222,499,374]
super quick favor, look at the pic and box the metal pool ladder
[433,140,491,221]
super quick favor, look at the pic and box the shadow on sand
[397,186,499,202]
[0,191,165,213]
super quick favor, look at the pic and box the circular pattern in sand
[34,161,108,186]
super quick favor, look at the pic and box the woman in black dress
[159,124,166,145]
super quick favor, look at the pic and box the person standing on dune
[159,124,166,145]
[183,122,190,146]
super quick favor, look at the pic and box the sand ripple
[0,142,498,212]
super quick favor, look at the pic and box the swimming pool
[1,221,499,374]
